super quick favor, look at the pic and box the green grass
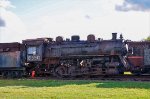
[0,79,149,99]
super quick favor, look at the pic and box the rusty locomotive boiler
[22,33,128,77]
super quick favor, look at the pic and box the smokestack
[112,33,117,40]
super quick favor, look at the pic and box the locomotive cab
[23,39,45,62]
[0,43,24,78]
[26,45,43,62]
[22,38,51,75]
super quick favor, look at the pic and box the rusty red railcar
[127,41,150,74]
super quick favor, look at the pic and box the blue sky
[116,0,150,11]
[0,0,150,42]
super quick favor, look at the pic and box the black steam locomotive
[0,33,149,78]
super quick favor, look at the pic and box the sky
[0,0,150,42]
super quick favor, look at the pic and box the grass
[0,79,149,99]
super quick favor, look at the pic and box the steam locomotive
[0,33,149,78]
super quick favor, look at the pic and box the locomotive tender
[0,33,149,78]
[0,43,24,77]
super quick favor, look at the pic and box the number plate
[27,55,41,61]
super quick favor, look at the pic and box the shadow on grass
[0,79,150,89]
[96,81,150,89]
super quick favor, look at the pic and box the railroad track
[89,75,150,81]
[27,75,150,81]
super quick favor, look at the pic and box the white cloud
[27,0,149,41]
[0,0,27,43]
[0,0,149,42]
[0,0,15,8]
[0,8,27,42]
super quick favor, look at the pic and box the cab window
[27,47,37,55]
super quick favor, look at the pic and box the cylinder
[87,34,95,42]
